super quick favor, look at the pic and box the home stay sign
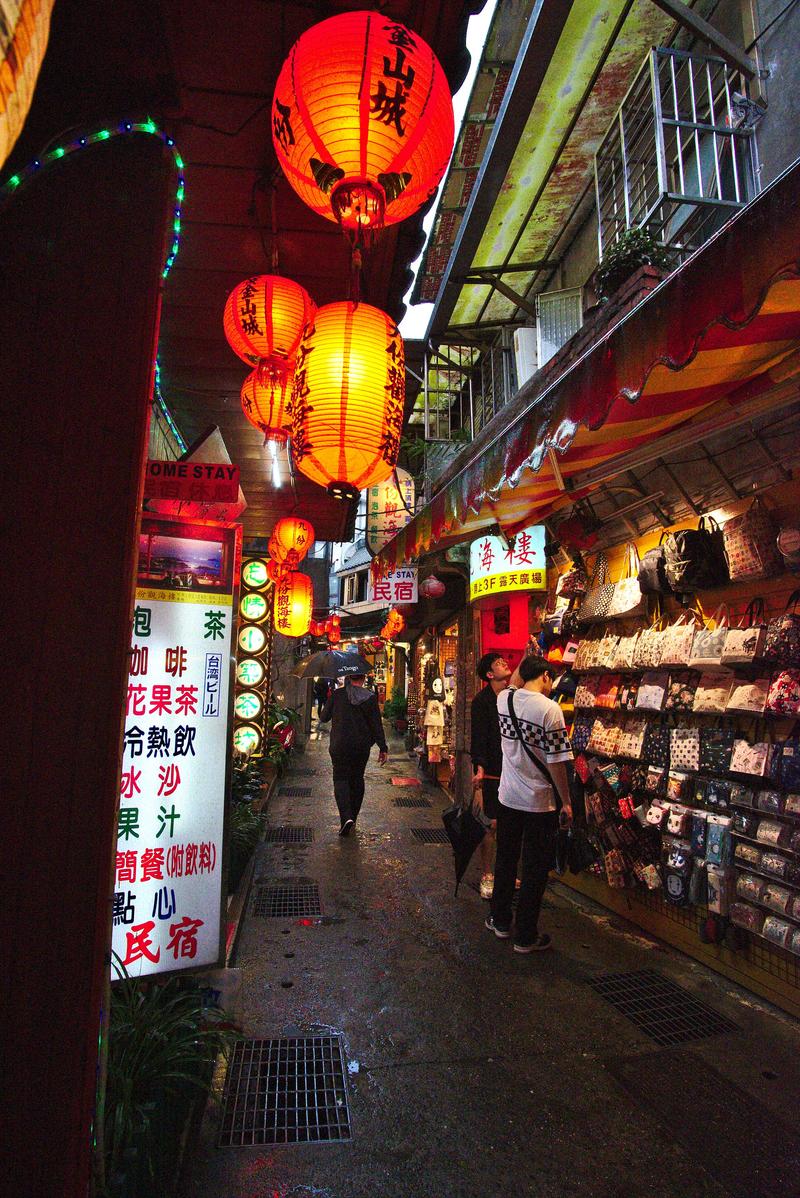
[469,525,546,601]
[369,567,418,605]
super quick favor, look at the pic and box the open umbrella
[293,648,372,679]
[441,801,487,896]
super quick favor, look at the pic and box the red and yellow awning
[375,158,800,575]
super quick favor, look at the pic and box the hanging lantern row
[272,11,454,241]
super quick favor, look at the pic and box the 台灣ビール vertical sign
[112,518,240,978]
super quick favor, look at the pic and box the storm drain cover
[252,881,322,918]
[218,1036,352,1147]
[263,826,314,844]
[393,797,432,808]
[278,786,313,798]
[411,827,450,844]
[588,969,737,1046]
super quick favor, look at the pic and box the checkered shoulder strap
[506,689,556,794]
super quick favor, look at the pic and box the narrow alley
[181,728,800,1198]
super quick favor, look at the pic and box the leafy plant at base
[230,757,264,804]
[596,226,670,299]
[103,968,236,1193]
[229,800,264,856]
[383,685,408,721]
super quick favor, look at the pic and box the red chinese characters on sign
[368,567,417,605]
[144,461,240,502]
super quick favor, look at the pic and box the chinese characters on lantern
[112,519,238,978]
[468,526,547,602]
[369,566,418,605]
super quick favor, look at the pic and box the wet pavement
[181,724,800,1198]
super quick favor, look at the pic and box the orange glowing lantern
[266,559,284,583]
[272,12,454,238]
[291,301,404,500]
[271,516,314,568]
[274,571,313,637]
[240,368,293,445]
[223,274,316,370]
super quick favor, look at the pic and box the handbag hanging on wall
[689,605,730,668]
[578,553,615,625]
[721,597,766,665]
[764,591,800,667]
[607,544,647,620]
[722,497,783,582]
[663,516,728,594]
[660,610,701,667]
[638,532,672,596]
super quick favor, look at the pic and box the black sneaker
[339,819,355,837]
[484,916,511,939]
[513,933,552,954]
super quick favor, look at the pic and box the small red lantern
[274,571,313,637]
[223,274,316,370]
[272,12,454,239]
[270,516,314,568]
[420,575,445,599]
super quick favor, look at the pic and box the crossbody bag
[506,689,562,813]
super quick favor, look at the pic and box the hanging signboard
[369,566,418,605]
[144,460,241,502]
[366,468,415,554]
[112,517,240,979]
[469,525,547,601]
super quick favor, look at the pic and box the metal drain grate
[393,797,432,808]
[411,827,450,844]
[262,826,313,844]
[278,786,313,798]
[218,1036,352,1146]
[252,881,322,918]
[588,969,737,1046]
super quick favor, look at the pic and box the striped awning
[375,157,800,575]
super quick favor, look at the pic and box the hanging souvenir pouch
[618,676,640,711]
[575,676,601,709]
[660,612,699,667]
[721,598,766,665]
[779,738,800,791]
[670,725,700,771]
[690,810,708,855]
[730,738,773,778]
[636,670,669,712]
[612,631,640,671]
[689,605,730,668]
[595,673,622,710]
[562,639,580,666]
[726,675,770,715]
[618,716,647,760]
[557,564,588,598]
[570,713,594,755]
[645,767,667,796]
[666,803,690,834]
[766,668,800,716]
[722,497,782,582]
[729,783,754,808]
[692,669,734,715]
[764,590,800,667]
[665,671,698,713]
[578,553,615,625]
[633,618,665,669]
[646,799,668,827]
[666,772,690,802]
[607,544,647,620]
[595,633,620,672]
[598,762,623,794]
[573,753,594,784]
[705,778,732,811]
[642,719,670,768]
[705,815,732,866]
[699,725,734,773]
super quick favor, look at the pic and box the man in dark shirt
[320,674,388,836]
[470,652,511,898]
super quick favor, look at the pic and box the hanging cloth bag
[577,554,615,626]
[660,610,701,667]
[638,532,673,596]
[607,545,647,620]
[722,498,782,582]
[689,605,730,668]
[764,591,800,667]
[721,598,766,665]
[663,516,728,594]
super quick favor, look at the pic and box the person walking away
[486,657,573,952]
[320,674,388,835]
[313,675,329,718]
[470,652,511,899]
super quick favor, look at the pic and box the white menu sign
[112,519,237,978]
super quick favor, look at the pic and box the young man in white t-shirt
[485,656,573,952]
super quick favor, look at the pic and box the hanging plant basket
[596,228,671,300]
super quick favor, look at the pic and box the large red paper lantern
[420,575,445,599]
[291,301,404,500]
[272,12,454,236]
[223,274,316,370]
[271,516,315,568]
[240,368,293,444]
[274,571,313,637]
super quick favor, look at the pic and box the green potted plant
[595,226,670,300]
[383,686,408,733]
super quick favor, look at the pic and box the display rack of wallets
[567,603,800,955]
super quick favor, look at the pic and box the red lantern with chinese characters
[291,301,404,501]
[274,571,313,637]
[266,559,284,584]
[272,12,454,239]
[223,274,316,371]
[240,368,293,445]
[271,516,314,569]
[419,575,445,599]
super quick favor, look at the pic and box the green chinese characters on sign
[242,559,268,589]
[233,725,261,755]
[237,658,265,687]
[238,624,266,654]
[234,691,263,721]
[240,592,268,622]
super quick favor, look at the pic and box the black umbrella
[293,648,372,679]
[442,801,487,896]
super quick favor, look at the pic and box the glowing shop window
[233,724,261,755]
[234,690,263,721]
[242,559,269,589]
[237,658,265,687]
[240,592,268,622]
[238,624,267,654]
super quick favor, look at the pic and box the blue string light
[153,359,188,453]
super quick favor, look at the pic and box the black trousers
[330,749,371,826]
[491,805,558,944]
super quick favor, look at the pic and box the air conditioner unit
[513,326,538,388]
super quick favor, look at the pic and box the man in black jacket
[470,652,511,898]
[320,674,388,835]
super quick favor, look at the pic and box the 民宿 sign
[112,517,239,978]
[469,526,546,601]
[369,566,418,604]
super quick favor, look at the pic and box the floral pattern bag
[722,498,782,582]
[607,545,647,620]
[670,725,701,771]
[660,612,699,667]
[764,590,800,666]
[721,598,766,665]
[689,605,730,668]
[726,676,770,715]
[665,671,699,713]
[692,669,735,714]
[766,669,800,716]
[633,620,666,669]
[575,676,601,709]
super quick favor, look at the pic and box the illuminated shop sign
[469,525,546,601]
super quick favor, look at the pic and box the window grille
[595,47,755,257]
